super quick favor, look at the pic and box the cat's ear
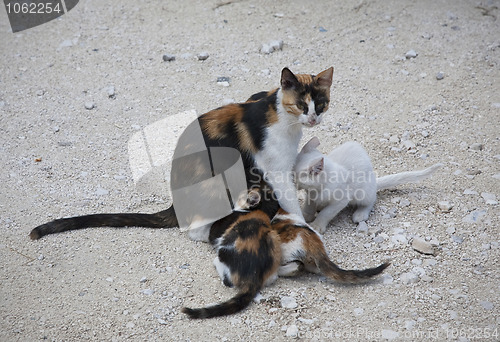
[281,67,300,90]
[309,157,324,175]
[300,137,321,154]
[315,67,334,88]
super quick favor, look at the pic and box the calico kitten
[30,67,334,241]
[184,187,388,319]
[182,185,281,319]
[294,137,442,233]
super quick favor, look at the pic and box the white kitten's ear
[309,157,324,175]
[315,67,334,88]
[281,67,299,90]
[300,137,321,153]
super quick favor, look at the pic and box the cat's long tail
[376,163,443,191]
[29,205,178,240]
[316,256,390,283]
[182,284,259,319]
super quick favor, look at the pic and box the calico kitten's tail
[315,255,390,283]
[376,163,443,191]
[182,284,259,319]
[29,205,178,240]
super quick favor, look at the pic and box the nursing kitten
[183,185,281,319]
[30,67,334,241]
[294,137,442,233]
[271,208,389,281]
[184,187,389,319]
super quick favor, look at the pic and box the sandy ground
[1,0,499,341]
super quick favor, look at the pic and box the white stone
[280,296,297,309]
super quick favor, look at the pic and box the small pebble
[96,187,109,196]
[197,52,209,61]
[451,235,464,244]
[436,71,445,80]
[462,210,487,223]
[106,86,115,98]
[438,201,453,212]
[105,277,113,282]
[353,307,364,316]
[400,272,419,284]
[405,50,417,58]
[162,54,175,62]
[139,277,147,283]
[84,102,95,110]
[285,324,298,337]
[412,237,435,255]
[141,289,154,295]
[479,301,494,310]
[357,221,368,234]
[469,143,483,151]
[399,199,411,207]
[481,192,498,205]
[280,296,297,309]
[463,188,478,195]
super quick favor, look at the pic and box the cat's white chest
[254,120,302,175]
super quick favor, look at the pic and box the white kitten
[294,137,442,233]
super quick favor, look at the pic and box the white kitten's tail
[376,163,443,191]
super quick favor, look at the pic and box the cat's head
[280,67,334,127]
[294,137,326,188]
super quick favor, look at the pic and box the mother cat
[30,67,334,241]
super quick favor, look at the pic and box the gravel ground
[1,0,499,341]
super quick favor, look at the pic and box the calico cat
[294,137,443,233]
[183,186,389,319]
[30,67,334,241]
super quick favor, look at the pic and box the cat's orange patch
[236,122,258,153]
[201,104,243,139]
[295,74,314,84]
[281,90,301,116]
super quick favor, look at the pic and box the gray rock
[162,54,175,62]
[84,101,95,110]
[141,289,154,295]
[451,235,464,244]
[412,237,435,255]
[436,72,445,80]
[139,277,147,283]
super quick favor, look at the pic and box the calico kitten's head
[280,67,334,127]
[294,137,326,188]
